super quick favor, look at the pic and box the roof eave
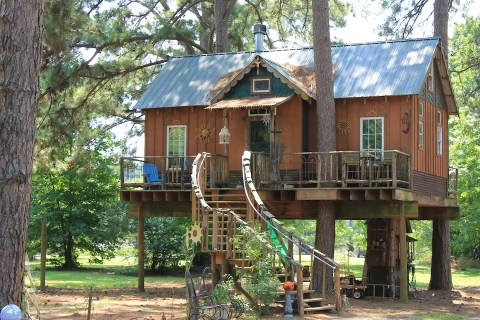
[435,44,458,115]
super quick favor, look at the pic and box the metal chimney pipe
[253,24,267,51]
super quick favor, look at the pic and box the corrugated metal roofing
[134,38,440,110]
[206,95,293,109]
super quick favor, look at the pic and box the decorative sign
[402,110,411,133]
[171,119,181,125]
[336,118,352,134]
[196,123,215,143]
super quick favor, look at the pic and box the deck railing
[120,155,228,190]
[250,150,412,189]
[448,167,459,198]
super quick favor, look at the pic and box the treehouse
[120,28,459,315]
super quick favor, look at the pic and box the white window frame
[166,125,187,167]
[419,101,424,118]
[428,62,434,92]
[360,117,384,159]
[418,121,424,149]
[251,77,271,94]
[437,110,442,125]
[248,108,271,116]
[437,127,443,155]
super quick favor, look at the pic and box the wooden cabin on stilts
[120,26,459,316]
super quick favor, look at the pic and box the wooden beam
[399,205,408,303]
[393,189,415,202]
[40,219,47,291]
[128,202,191,218]
[349,190,364,201]
[296,189,344,200]
[336,201,418,219]
[415,194,457,207]
[138,208,145,292]
[417,206,460,220]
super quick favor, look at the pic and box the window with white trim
[251,77,271,94]
[436,110,443,155]
[360,117,384,159]
[419,101,424,117]
[428,63,434,92]
[167,125,187,167]
[418,121,424,149]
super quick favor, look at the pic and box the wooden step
[304,305,336,312]
[228,258,253,267]
[276,289,315,296]
[302,297,324,303]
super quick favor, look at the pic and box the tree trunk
[0,0,43,306]
[214,0,236,53]
[434,0,449,63]
[429,218,453,289]
[429,0,452,291]
[64,232,76,269]
[312,0,337,293]
[313,202,335,292]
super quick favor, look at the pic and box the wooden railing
[250,150,412,189]
[242,151,342,311]
[191,153,315,313]
[448,167,459,198]
[120,155,227,190]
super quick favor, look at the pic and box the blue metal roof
[135,38,441,110]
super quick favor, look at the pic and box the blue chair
[143,162,163,189]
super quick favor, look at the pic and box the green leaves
[449,16,480,260]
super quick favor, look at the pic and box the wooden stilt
[138,209,145,292]
[40,219,47,291]
[399,203,408,303]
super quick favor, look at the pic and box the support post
[40,219,47,291]
[296,267,304,316]
[334,267,341,310]
[138,209,145,292]
[399,204,408,303]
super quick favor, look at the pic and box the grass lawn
[29,250,183,288]
[30,251,480,290]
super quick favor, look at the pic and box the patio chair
[186,270,230,320]
[143,162,164,190]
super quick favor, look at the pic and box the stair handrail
[242,151,339,270]
[191,152,302,267]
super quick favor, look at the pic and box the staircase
[191,152,341,316]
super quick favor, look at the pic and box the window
[167,125,187,167]
[436,110,443,155]
[419,101,424,118]
[427,63,434,92]
[251,77,271,94]
[248,108,270,116]
[437,127,443,155]
[418,121,424,149]
[360,117,384,159]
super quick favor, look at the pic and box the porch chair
[342,152,361,186]
[186,269,230,320]
[143,162,164,190]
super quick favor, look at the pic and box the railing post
[297,267,304,316]
[334,268,341,311]
[288,232,294,282]
[392,153,398,188]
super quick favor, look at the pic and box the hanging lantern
[219,125,230,144]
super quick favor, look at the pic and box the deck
[119,151,459,220]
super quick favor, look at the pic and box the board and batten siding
[334,96,413,154]
[143,95,304,172]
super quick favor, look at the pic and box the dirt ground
[32,282,480,319]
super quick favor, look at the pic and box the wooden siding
[144,95,304,172]
[334,96,413,154]
[411,96,448,178]
[412,170,447,198]
[225,67,294,98]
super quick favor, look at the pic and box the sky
[331,0,480,43]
